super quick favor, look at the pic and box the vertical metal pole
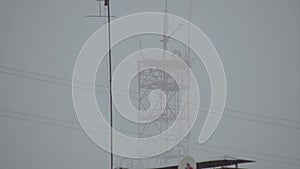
[105,0,113,169]
[163,0,168,60]
[187,0,193,66]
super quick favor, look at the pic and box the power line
[200,104,300,125]
[0,65,101,87]
[223,113,300,130]
[0,69,129,97]
[0,108,77,125]
[1,68,300,131]
[1,64,300,126]
[1,65,299,122]
[0,107,300,167]
[0,65,136,93]
[0,113,81,131]
[0,65,106,87]
[2,103,299,164]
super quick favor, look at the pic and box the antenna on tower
[165,0,168,13]
[87,1,114,169]
[104,1,114,169]
[139,37,144,59]
[187,0,193,66]
[162,0,169,60]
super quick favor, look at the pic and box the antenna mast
[104,1,114,169]
[163,0,169,60]
[85,1,114,169]
[187,0,193,66]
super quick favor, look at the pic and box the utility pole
[104,1,114,169]
[87,1,114,168]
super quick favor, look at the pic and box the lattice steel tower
[117,1,193,168]
[134,1,192,168]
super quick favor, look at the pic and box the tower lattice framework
[135,51,191,168]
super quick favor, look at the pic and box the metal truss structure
[119,53,191,169]
[118,1,192,168]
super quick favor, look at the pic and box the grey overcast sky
[0,0,300,169]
